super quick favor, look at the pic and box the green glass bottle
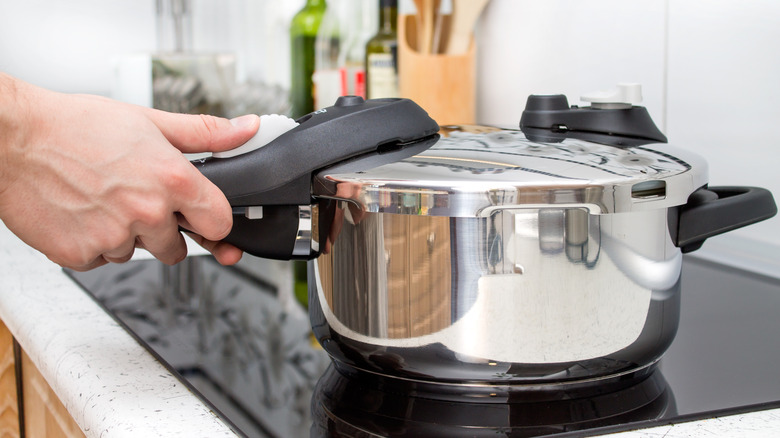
[365,0,398,99]
[293,258,309,309]
[290,0,327,118]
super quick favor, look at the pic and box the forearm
[0,73,33,196]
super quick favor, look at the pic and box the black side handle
[179,199,338,260]
[672,186,777,253]
[225,205,300,259]
[177,207,300,259]
[177,206,300,259]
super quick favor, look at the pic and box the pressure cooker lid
[313,126,709,217]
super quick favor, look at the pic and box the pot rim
[313,126,709,217]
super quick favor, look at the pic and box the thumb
[144,108,260,154]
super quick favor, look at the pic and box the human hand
[0,74,259,271]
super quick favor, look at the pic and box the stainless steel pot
[191,94,775,387]
[308,124,776,386]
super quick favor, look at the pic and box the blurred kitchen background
[1,0,778,275]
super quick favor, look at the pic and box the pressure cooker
[191,89,776,386]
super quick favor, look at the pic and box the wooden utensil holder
[398,14,476,125]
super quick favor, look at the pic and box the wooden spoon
[413,0,438,54]
[446,0,490,55]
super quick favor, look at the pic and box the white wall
[0,0,304,93]
[1,0,778,256]
[476,0,667,129]
[0,0,156,94]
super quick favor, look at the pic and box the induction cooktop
[65,254,780,437]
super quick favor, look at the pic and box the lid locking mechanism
[519,83,667,147]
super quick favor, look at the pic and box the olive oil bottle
[365,0,398,99]
[290,0,327,118]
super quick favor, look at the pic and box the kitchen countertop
[2,222,780,438]
[0,224,237,437]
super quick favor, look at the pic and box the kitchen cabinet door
[20,350,85,438]
[0,320,20,438]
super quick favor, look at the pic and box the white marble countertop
[2,222,780,437]
[0,223,238,437]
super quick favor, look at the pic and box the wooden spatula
[446,0,489,55]
[413,0,440,54]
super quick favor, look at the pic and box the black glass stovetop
[65,254,780,437]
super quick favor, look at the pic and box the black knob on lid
[335,95,365,107]
[524,94,570,112]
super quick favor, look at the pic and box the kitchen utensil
[192,88,775,387]
[398,14,476,125]
[446,0,489,55]
[307,91,772,386]
[431,2,445,54]
[412,0,437,54]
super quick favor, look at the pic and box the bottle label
[367,53,398,99]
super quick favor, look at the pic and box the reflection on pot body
[312,204,681,382]
[306,128,718,384]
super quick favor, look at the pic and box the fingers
[135,213,188,265]
[172,163,234,242]
[103,136,237,267]
[138,161,229,264]
[144,109,256,249]
[101,236,137,263]
[144,109,260,154]
[185,232,243,266]
[141,108,259,265]
[178,215,242,266]
[97,108,254,267]
[95,214,239,268]
[55,256,108,272]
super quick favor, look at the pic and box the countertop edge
[0,225,237,437]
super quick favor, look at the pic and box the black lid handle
[192,97,439,207]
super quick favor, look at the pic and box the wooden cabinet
[0,320,20,438]
[0,320,85,438]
